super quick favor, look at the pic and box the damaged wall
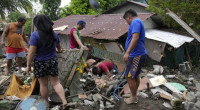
[57,49,82,86]
[59,34,70,49]
[145,38,166,62]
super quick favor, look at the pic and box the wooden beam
[166,8,200,42]
[100,94,116,104]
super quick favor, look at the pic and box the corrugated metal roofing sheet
[53,14,153,40]
[146,29,194,48]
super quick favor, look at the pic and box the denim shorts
[6,46,26,59]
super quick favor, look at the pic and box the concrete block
[84,100,94,106]
[92,94,102,102]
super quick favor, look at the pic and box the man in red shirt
[70,20,88,49]
[92,61,118,78]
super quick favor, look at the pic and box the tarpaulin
[4,74,37,99]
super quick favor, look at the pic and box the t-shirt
[70,27,78,49]
[29,31,60,61]
[7,22,24,48]
[125,18,147,57]
[98,62,114,73]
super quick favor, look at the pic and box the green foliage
[101,0,126,12]
[147,0,200,30]
[24,18,32,35]
[7,11,32,35]
[60,0,97,17]
[7,11,26,22]
[0,0,32,19]
[41,0,61,20]
[60,0,125,17]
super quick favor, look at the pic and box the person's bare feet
[123,93,132,98]
[62,102,68,110]
[124,97,138,104]
[5,69,10,76]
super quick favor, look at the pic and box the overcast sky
[60,0,71,7]
[33,0,71,12]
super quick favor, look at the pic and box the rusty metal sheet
[53,14,153,40]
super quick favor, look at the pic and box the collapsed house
[53,14,199,69]
[0,1,200,109]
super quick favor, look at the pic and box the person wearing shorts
[26,15,67,109]
[123,9,147,104]
[1,17,28,75]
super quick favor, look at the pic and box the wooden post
[166,8,200,42]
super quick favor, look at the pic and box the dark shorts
[125,54,147,79]
[34,58,59,78]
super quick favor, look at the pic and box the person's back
[29,31,60,61]
[27,15,67,108]
[70,27,78,49]
[98,62,114,73]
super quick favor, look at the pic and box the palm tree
[0,0,33,19]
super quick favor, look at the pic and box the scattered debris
[160,93,172,100]
[5,96,20,101]
[149,75,167,87]
[150,65,164,74]
[84,100,95,106]
[164,83,182,94]
[165,75,176,79]
[78,94,87,100]
[168,82,187,91]
[163,102,173,109]
[195,82,200,91]
[138,92,149,99]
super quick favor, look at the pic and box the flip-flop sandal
[122,94,132,98]
[124,97,138,104]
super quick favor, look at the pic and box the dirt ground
[70,97,169,110]
[116,98,168,110]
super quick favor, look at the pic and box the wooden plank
[166,8,200,42]
[185,47,193,69]
[100,94,116,104]
[118,89,124,96]
[66,64,79,87]
[160,93,172,100]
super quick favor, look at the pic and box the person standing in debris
[123,9,147,104]
[70,20,88,50]
[26,15,67,109]
[92,61,118,78]
[70,20,88,74]
[1,17,28,75]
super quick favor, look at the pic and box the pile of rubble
[58,72,123,110]
[121,64,200,110]
[1,48,200,110]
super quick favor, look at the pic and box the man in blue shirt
[123,9,147,104]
